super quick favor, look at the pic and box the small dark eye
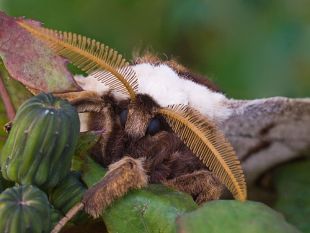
[147,118,161,136]
[119,109,128,127]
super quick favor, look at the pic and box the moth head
[19,21,247,201]
[122,94,162,140]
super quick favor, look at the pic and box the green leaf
[273,159,310,233]
[103,184,198,233]
[0,11,80,93]
[76,131,101,154]
[81,156,107,188]
[0,61,32,109]
[0,59,32,153]
[71,131,101,171]
[177,200,301,233]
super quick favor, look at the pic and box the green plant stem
[51,202,84,233]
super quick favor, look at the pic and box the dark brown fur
[163,170,224,204]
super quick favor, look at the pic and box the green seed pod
[0,93,80,189]
[0,185,51,233]
[50,171,86,214]
[50,207,63,230]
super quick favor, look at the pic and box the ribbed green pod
[50,171,86,214]
[0,185,51,233]
[0,93,80,189]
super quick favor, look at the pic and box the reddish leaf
[0,11,80,93]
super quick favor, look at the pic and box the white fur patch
[75,63,232,122]
[133,64,232,122]
[74,74,127,100]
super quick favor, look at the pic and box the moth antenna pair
[18,21,247,215]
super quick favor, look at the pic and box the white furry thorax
[75,63,232,123]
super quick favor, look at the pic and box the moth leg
[83,156,148,218]
[54,90,103,106]
[163,170,224,204]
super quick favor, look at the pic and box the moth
[18,22,247,231]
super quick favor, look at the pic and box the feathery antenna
[159,105,247,201]
[18,21,138,101]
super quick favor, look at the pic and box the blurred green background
[0,0,309,99]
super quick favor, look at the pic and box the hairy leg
[163,170,224,204]
[55,90,102,104]
[52,156,147,233]
[83,156,148,218]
